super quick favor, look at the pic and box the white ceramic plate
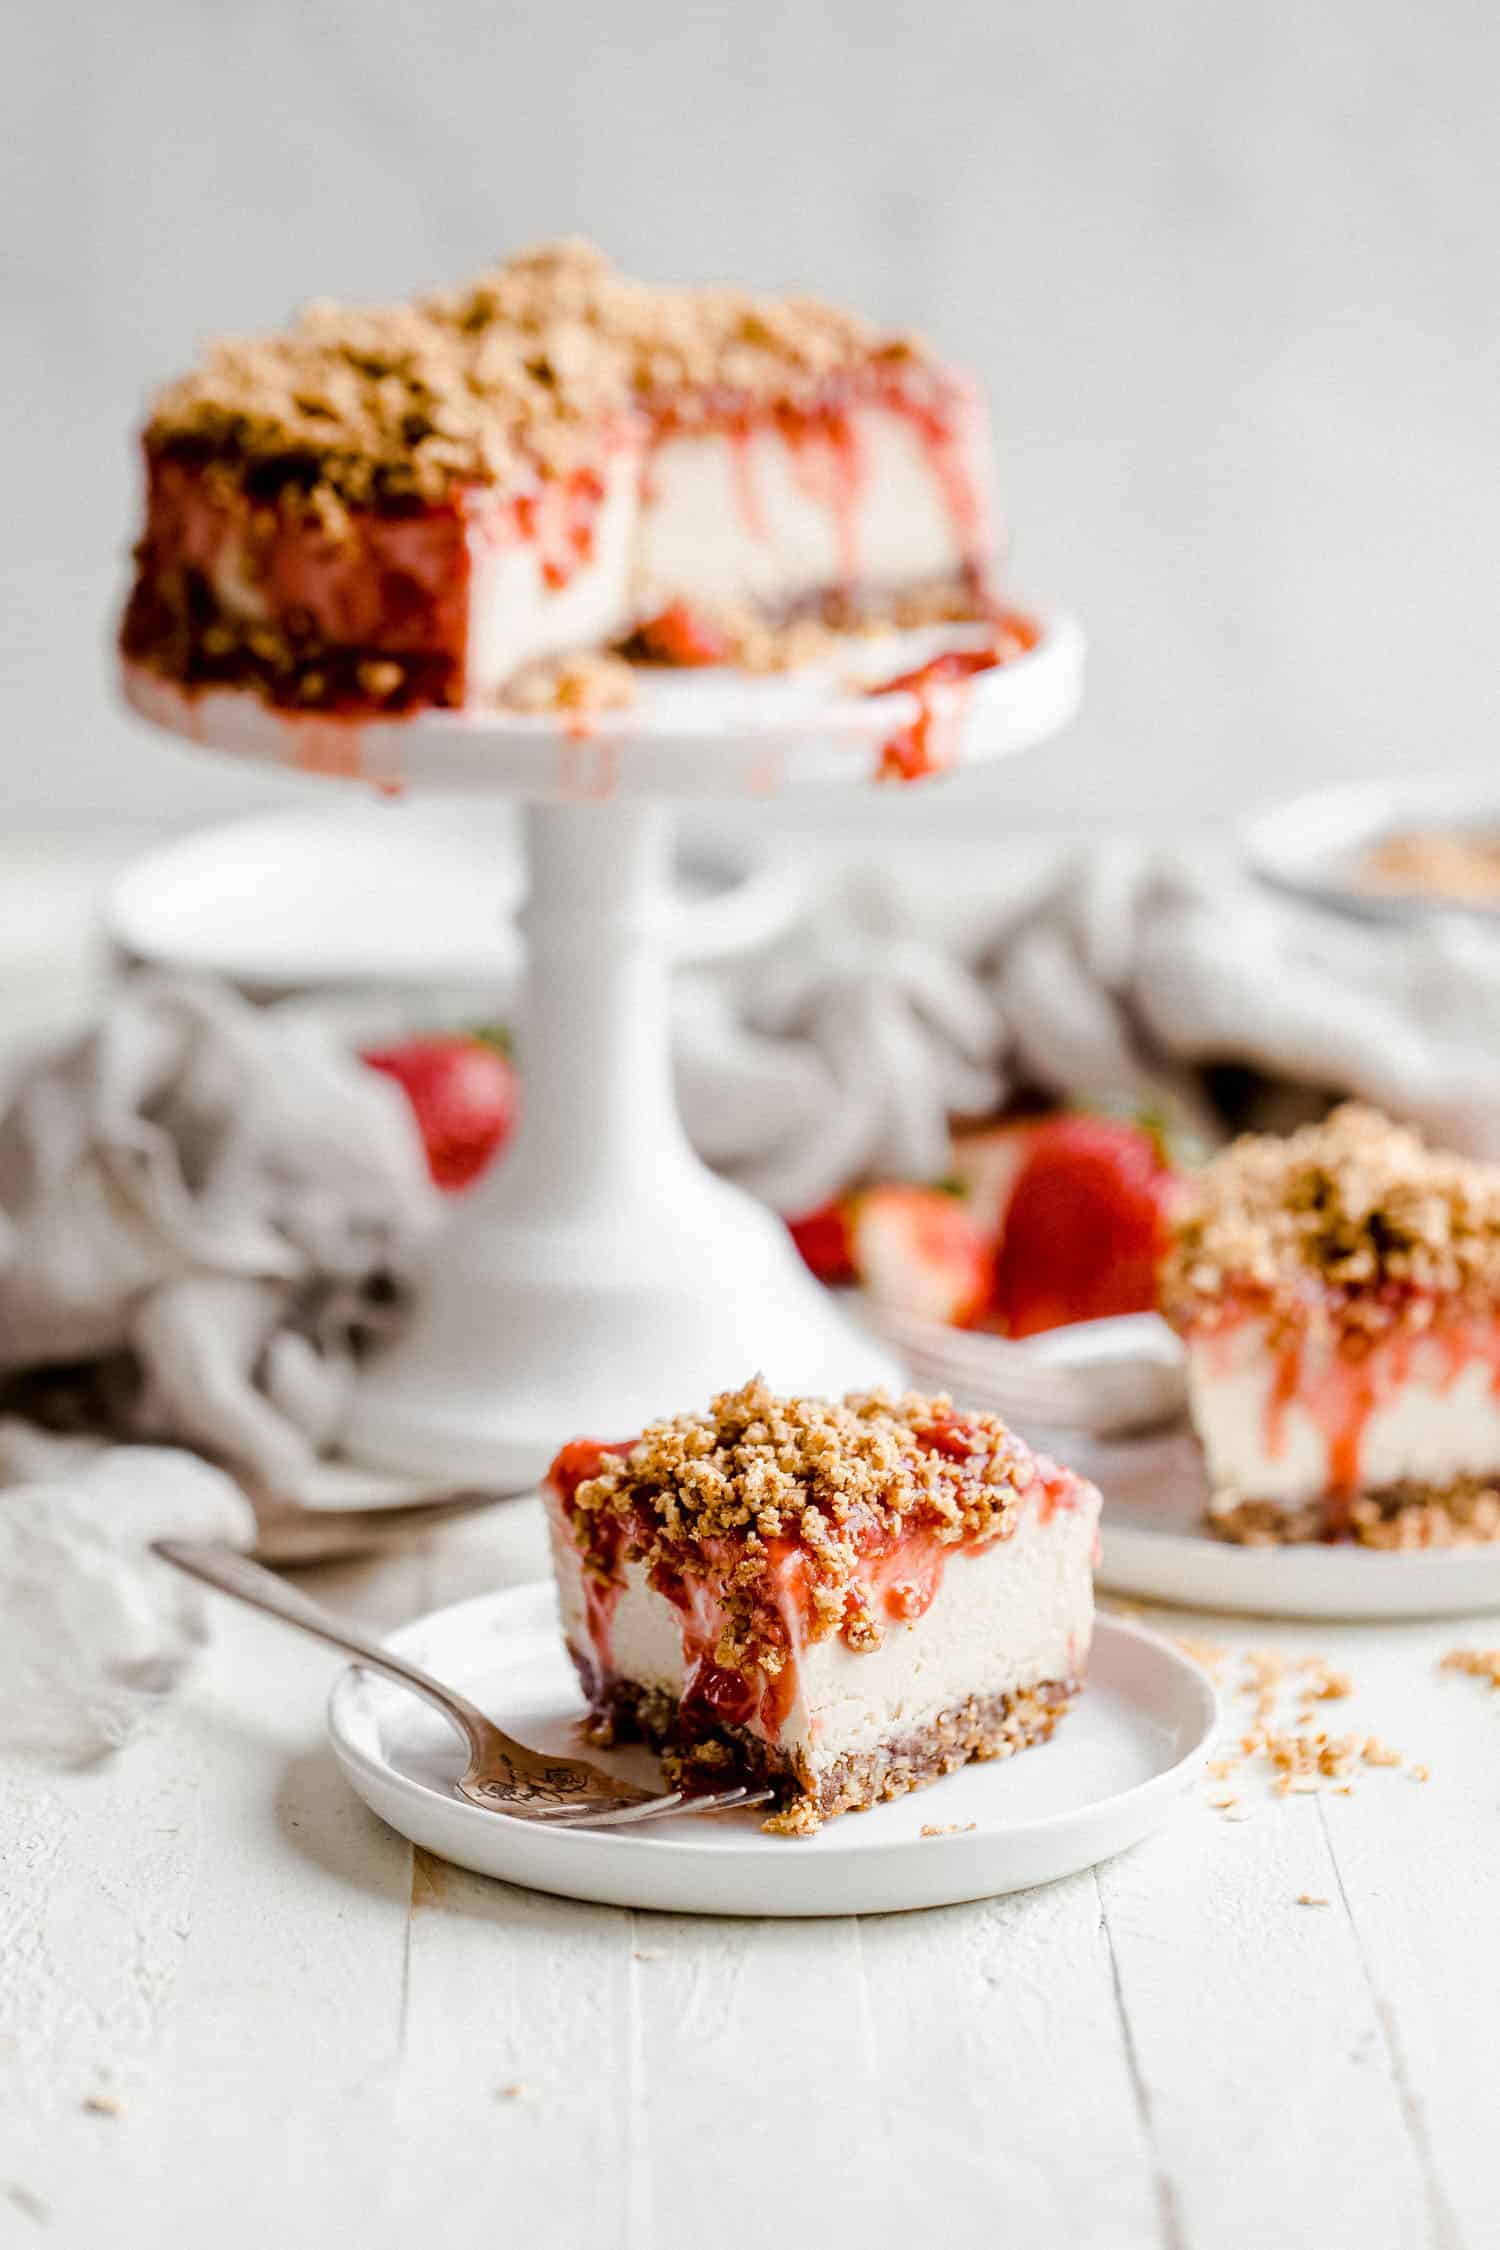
[122,612,1084,803]
[327,1582,1216,1917]
[1242,770,1500,925]
[1072,1423,1500,1619]
[105,801,812,993]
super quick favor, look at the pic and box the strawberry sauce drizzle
[869,615,1039,784]
[727,421,769,544]
[1201,1304,1500,1532]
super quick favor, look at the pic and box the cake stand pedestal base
[343,799,898,1484]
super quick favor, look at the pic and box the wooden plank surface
[4,1505,1500,2250]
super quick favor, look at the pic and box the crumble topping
[501,649,638,716]
[562,1376,1035,1673]
[143,238,937,511]
[1161,1103,1500,1334]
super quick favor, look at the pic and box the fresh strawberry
[948,1117,1041,1238]
[633,602,733,666]
[990,1114,1176,1338]
[850,1184,993,1329]
[787,1198,857,1285]
[362,1032,519,1193]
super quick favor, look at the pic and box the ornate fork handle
[153,1538,613,1802]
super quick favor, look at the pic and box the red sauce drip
[1264,1335,1303,1459]
[880,371,993,579]
[547,1436,638,1672]
[868,617,1038,784]
[727,421,768,543]
[780,406,866,588]
[1033,1459,1086,1525]
[292,718,367,780]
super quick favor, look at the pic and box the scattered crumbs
[632,1949,663,1962]
[496,2082,526,2102]
[1362,1738,1403,1768]
[1171,1634,1229,1674]
[83,2093,122,2118]
[1409,1764,1431,1782]
[920,1821,978,1837]
[1441,1648,1500,1690]
[1193,1644,1422,1804]
[1297,1894,1330,1908]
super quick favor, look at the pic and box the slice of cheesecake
[121,242,999,718]
[1161,1104,1500,1546]
[544,1377,1099,1834]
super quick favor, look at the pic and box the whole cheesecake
[544,1377,1100,1834]
[120,241,1003,719]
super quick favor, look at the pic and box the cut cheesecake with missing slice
[121,241,1000,719]
[544,1377,1100,1834]
[1161,1104,1500,1547]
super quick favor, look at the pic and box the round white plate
[327,1583,1216,1917]
[105,802,812,992]
[1076,1423,1500,1619]
[1242,769,1500,925]
[122,612,1084,803]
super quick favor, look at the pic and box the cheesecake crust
[587,1667,1080,1835]
[1210,1475,1500,1549]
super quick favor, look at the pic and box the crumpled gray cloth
[675,842,1500,1211]
[0,974,438,1489]
[0,977,437,1760]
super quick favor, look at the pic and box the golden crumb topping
[1161,1103,1500,1332]
[144,238,936,508]
[559,1377,1038,1672]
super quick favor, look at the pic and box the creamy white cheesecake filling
[1187,1316,1500,1512]
[463,458,640,696]
[547,1483,1096,1777]
[634,407,983,619]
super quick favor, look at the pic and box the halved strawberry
[362,1032,519,1193]
[850,1184,993,1329]
[948,1117,1040,1238]
[787,1198,857,1285]
[989,1114,1176,1338]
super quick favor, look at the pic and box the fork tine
[540,1784,777,1829]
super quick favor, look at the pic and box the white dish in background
[105,801,813,994]
[328,1582,1217,1917]
[1242,770,1500,924]
[1069,1423,1500,1619]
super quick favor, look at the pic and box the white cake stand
[124,613,1084,1482]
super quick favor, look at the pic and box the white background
[5,0,1498,842]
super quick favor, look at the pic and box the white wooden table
[4,1493,1500,2250]
[4,841,1500,2247]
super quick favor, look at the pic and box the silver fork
[155,1540,773,1829]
